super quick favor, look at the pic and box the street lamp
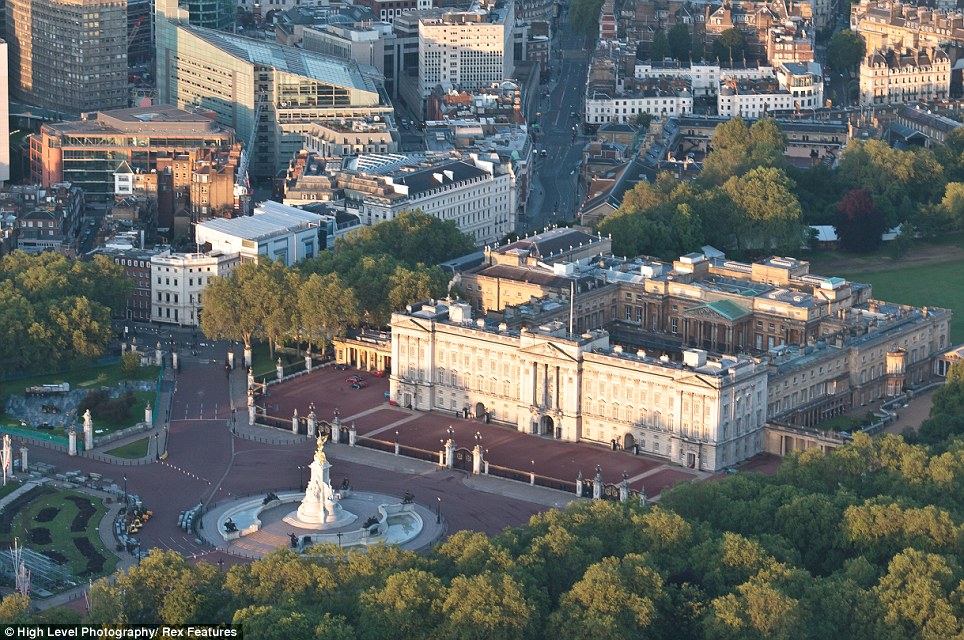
[217,558,224,573]
[337,532,343,547]
[395,430,399,445]
[297,465,305,487]
[123,475,129,528]
[153,434,159,461]
[446,426,455,440]
[436,496,441,524]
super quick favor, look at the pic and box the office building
[195,201,327,265]
[417,1,516,108]
[156,0,391,178]
[30,105,237,204]
[0,41,9,185]
[5,0,128,115]
[151,249,240,326]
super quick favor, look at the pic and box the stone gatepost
[292,409,299,434]
[276,358,284,381]
[19,447,27,474]
[247,368,255,392]
[248,404,256,426]
[120,341,127,355]
[593,465,603,500]
[394,440,401,456]
[244,346,252,368]
[576,470,584,498]
[172,351,179,370]
[445,439,455,469]
[349,422,357,447]
[83,412,93,451]
[305,349,312,373]
[619,471,630,503]
[155,341,163,367]
[68,428,77,456]
[307,410,317,437]
[438,448,445,466]
[228,351,235,369]
[145,403,153,425]
[639,486,648,508]
[472,445,483,475]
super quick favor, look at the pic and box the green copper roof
[690,299,751,321]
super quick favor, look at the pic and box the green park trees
[569,0,605,37]
[827,30,866,75]
[200,210,471,352]
[0,252,131,372]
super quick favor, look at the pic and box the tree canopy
[827,30,866,72]
[0,252,131,372]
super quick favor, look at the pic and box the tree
[356,570,444,640]
[873,549,963,639]
[722,167,806,254]
[295,273,359,354]
[828,30,865,74]
[200,263,257,354]
[651,31,670,61]
[834,189,886,252]
[701,118,786,186]
[635,112,654,129]
[569,0,605,37]
[121,350,141,377]
[0,594,30,622]
[712,28,745,64]
[668,23,692,62]
[549,554,669,640]
[387,266,444,315]
[435,573,537,640]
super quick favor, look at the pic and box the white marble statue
[288,433,351,528]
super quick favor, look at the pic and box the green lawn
[1,363,160,400]
[0,480,24,501]
[843,258,964,345]
[5,488,117,581]
[106,438,150,459]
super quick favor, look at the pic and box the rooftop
[197,201,325,241]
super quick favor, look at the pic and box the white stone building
[418,0,516,101]
[586,86,694,125]
[859,47,951,106]
[349,156,515,246]
[390,300,769,471]
[195,201,327,266]
[150,250,239,326]
[0,40,9,185]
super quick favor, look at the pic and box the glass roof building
[156,0,391,178]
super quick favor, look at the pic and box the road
[525,16,591,231]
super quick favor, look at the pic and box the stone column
[530,470,536,485]
[292,409,299,434]
[593,465,603,500]
[576,470,584,498]
[145,403,153,425]
[307,410,316,438]
[639,485,648,508]
[305,349,312,373]
[172,351,179,370]
[445,439,455,469]
[244,346,252,368]
[348,422,357,447]
[394,440,401,456]
[227,351,235,369]
[484,460,490,474]
[81,409,93,450]
[156,341,163,367]
[472,445,483,475]
[276,358,284,382]
[19,447,27,474]
[120,341,127,355]
[438,448,445,466]
[619,471,630,503]
[68,428,77,456]
[248,404,256,426]
[247,368,255,392]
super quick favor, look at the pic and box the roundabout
[199,434,440,557]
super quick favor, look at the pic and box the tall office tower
[5,0,128,115]
[184,0,235,30]
[128,0,155,65]
[0,40,10,185]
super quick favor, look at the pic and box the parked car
[335,363,349,370]
[347,375,364,383]
[372,369,386,377]
[352,381,369,389]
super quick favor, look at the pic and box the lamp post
[153,433,159,461]
[446,426,455,440]
[337,532,343,547]
[217,558,224,573]
[475,431,482,446]
[436,496,441,524]
[297,465,305,488]
[123,475,129,529]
